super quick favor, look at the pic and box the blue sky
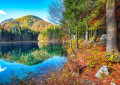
[0,0,54,22]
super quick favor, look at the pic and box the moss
[100,73,108,79]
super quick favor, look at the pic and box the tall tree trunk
[89,30,91,39]
[106,0,119,54]
[84,34,85,40]
[85,28,89,43]
[94,29,98,42]
[91,30,93,37]
[76,27,78,51]
[69,28,74,54]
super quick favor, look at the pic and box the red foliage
[89,1,120,29]
[74,43,120,84]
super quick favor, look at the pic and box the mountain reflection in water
[0,42,67,84]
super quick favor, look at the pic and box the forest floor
[74,42,120,84]
[45,41,120,85]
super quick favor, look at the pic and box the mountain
[0,18,14,24]
[0,15,55,42]
[1,15,54,31]
[32,20,55,32]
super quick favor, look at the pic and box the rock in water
[95,65,109,78]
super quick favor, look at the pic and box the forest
[0,15,54,42]
[1,0,120,85]
[38,0,120,84]
[47,0,120,59]
[0,25,39,41]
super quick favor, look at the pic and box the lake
[0,42,67,84]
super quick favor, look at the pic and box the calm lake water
[0,42,67,84]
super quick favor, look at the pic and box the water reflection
[39,42,67,57]
[0,42,67,66]
[0,42,39,55]
[0,56,67,84]
[0,42,67,84]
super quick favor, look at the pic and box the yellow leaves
[87,46,106,68]
[106,49,118,62]
[88,60,96,68]
[98,0,106,3]
[67,48,72,54]
[102,62,106,65]
[66,40,78,54]
[72,72,75,76]
[108,62,112,66]
[89,20,103,30]
[91,50,103,54]
[91,10,99,18]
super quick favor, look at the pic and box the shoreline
[0,41,38,44]
[0,40,70,44]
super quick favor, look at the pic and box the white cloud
[0,10,7,16]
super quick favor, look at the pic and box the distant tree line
[0,25,39,42]
[38,26,63,42]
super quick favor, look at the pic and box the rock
[70,54,75,57]
[80,59,84,62]
[100,34,107,41]
[39,81,45,85]
[85,81,91,84]
[85,81,98,85]
[95,65,109,78]
[91,83,98,85]
[72,59,76,62]
[111,82,116,85]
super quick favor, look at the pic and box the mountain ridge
[1,15,54,32]
[0,18,14,24]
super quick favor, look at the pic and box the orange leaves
[62,35,68,41]
[89,1,120,30]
